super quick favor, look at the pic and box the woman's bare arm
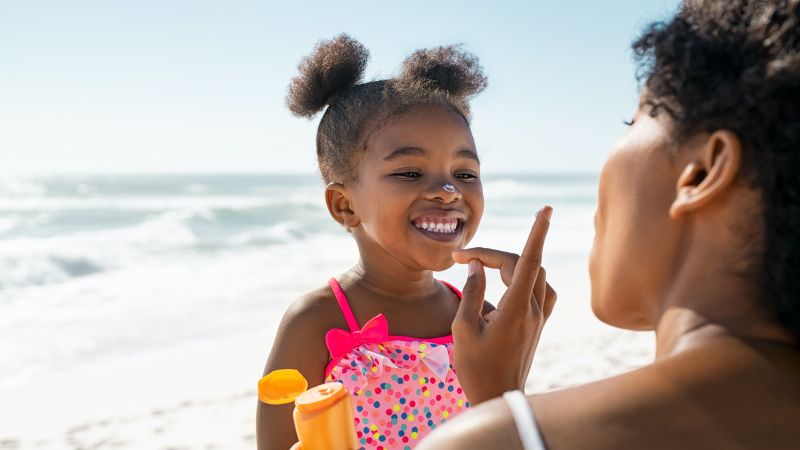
[420,338,800,450]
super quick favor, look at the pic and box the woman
[420,0,800,448]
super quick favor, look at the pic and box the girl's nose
[425,181,462,203]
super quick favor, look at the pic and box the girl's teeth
[415,220,459,233]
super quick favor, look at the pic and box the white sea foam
[0,195,322,212]
[0,212,199,290]
[483,177,597,200]
[0,178,47,197]
[185,183,210,194]
[0,217,20,234]
[225,221,308,246]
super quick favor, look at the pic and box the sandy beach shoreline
[1,331,272,449]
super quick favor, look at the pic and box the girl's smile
[411,208,467,243]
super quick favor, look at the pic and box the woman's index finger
[508,206,553,299]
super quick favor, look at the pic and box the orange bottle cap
[295,382,347,412]
[258,369,308,405]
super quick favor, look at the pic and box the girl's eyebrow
[383,147,426,161]
[383,147,480,163]
[456,149,481,163]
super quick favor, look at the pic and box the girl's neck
[343,259,441,304]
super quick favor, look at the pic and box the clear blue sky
[0,0,679,175]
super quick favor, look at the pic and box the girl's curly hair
[286,34,487,184]
[634,0,800,341]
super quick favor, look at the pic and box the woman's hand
[451,206,556,405]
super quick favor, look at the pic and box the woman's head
[287,35,487,271]
[590,0,800,340]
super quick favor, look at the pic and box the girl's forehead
[366,105,475,152]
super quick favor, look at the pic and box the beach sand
[0,257,654,449]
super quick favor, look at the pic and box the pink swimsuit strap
[327,277,361,332]
[327,278,462,332]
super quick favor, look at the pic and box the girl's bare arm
[256,293,332,450]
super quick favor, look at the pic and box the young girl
[257,34,491,450]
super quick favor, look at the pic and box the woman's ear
[325,182,360,231]
[669,130,743,219]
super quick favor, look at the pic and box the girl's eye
[455,172,478,180]
[622,119,635,127]
[393,171,421,179]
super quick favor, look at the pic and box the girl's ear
[325,182,361,231]
[669,130,743,219]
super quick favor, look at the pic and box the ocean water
[0,173,598,384]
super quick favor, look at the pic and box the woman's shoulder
[529,339,800,449]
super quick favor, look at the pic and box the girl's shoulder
[279,284,351,336]
[265,283,351,384]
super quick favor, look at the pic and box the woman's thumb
[455,260,486,327]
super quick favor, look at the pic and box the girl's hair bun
[286,34,369,118]
[400,45,488,98]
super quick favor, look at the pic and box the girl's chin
[424,257,457,273]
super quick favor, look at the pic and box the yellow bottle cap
[258,369,308,405]
[295,382,347,412]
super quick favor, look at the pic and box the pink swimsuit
[324,278,471,450]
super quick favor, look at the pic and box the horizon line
[0,169,601,178]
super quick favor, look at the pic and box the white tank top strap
[503,390,547,450]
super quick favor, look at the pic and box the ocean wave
[0,213,199,290]
[226,221,313,246]
[0,194,325,213]
[0,178,47,197]
[482,178,597,201]
[0,217,21,235]
[0,245,107,289]
[0,206,341,291]
[185,183,210,194]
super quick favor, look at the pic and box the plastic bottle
[259,369,358,450]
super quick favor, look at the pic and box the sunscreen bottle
[260,369,358,450]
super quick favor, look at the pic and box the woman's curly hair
[286,34,487,184]
[634,0,800,341]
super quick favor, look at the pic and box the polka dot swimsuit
[324,278,471,450]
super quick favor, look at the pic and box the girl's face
[348,104,484,272]
[590,98,684,329]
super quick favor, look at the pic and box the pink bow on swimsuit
[326,314,389,359]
